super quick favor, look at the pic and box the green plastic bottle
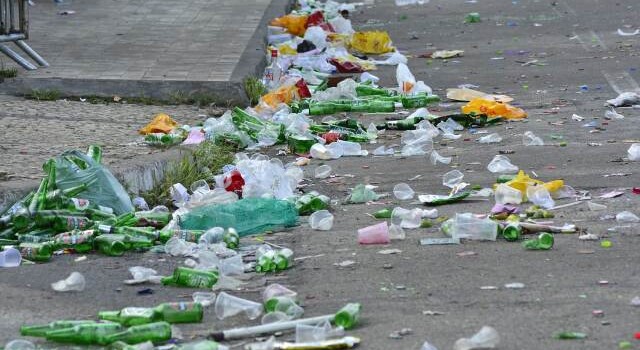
[53,229,95,253]
[20,320,97,337]
[334,303,361,330]
[45,322,124,345]
[18,242,54,262]
[103,321,172,345]
[161,267,219,288]
[99,302,204,326]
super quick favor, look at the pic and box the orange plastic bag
[256,84,300,111]
[461,98,527,119]
[350,31,394,54]
[139,113,178,135]
[270,14,308,37]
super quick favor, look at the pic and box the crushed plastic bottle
[124,266,163,285]
[309,210,334,231]
[453,326,500,350]
[628,143,640,161]
[192,292,216,307]
[347,184,380,203]
[487,155,519,174]
[214,292,262,320]
[51,271,86,292]
[393,183,415,200]
[478,133,502,144]
[522,131,544,146]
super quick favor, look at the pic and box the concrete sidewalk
[0,0,287,102]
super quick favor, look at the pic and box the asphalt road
[1,0,640,349]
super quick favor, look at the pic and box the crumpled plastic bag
[446,88,513,103]
[347,184,380,203]
[350,31,394,54]
[606,92,640,107]
[139,113,178,135]
[499,170,564,198]
[54,150,134,214]
[270,14,308,36]
[461,98,527,119]
[396,63,431,94]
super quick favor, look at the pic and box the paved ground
[2,0,640,349]
[0,0,287,101]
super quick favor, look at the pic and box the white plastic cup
[0,248,21,268]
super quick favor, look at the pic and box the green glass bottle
[99,302,203,326]
[84,208,117,221]
[401,95,440,108]
[115,227,159,241]
[502,223,521,242]
[523,232,554,250]
[18,242,53,262]
[0,238,19,246]
[94,234,128,256]
[351,100,395,113]
[496,174,516,184]
[288,135,316,154]
[28,177,48,214]
[223,228,240,249]
[385,119,417,130]
[18,228,55,243]
[45,322,124,345]
[134,212,171,228]
[256,246,276,273]
[104,322,172,345]
[0,226,16,239]
[273,248,293,271]
[161,267,219,288]
[87,144,103,164]
[35,214,93,233]
[20,320,96,337]
[345,133,370,143]
[334,303,361,330]
[43,184,89,209]
[53,229,95,253]
[372,208,392,219]
[355,85,394,97]
[295,193,330,215]
[158,229,206,244]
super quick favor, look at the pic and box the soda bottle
[401,95,440,108]
[18,242,54,262]
[334,303,361,330]
[104,322,172,345]
[45,323,124,345]
[288,135,316,155]
[223,228,240,249]
[53,229,95,253]
[273,248,293,271]
[99,302,204,326]
[161,267,219,288]
[501,223,521,242]
[20,320,96,337]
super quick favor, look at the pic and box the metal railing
[0,0,47,70]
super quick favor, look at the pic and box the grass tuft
[243,76,267,105]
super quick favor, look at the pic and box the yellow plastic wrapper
[461,98,527,119]
[270,14,308,37]
[138,113,178,135]
[256,84,300,112]
[350,31,394,54]
[276,44,298,56]
[499,171,564,197]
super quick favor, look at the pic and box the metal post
[0,42,36,69]
[15,40,47,66]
